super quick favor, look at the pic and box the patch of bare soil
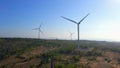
[0,55,27,67]
[20,46,56,59]
[0,46,57,68]
[75,50,120,68]
[89,61,112,68]
[78,57,88,65]
[14,58,40,68]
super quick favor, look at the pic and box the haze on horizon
[0,0,120,41]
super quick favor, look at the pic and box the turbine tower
[61,13,90,50]
[33,24,43,39]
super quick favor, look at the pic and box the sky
[0,0,120,41]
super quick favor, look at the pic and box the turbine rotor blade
[32,28,39,30]
[78,13,90,24]
[61,16,78,24]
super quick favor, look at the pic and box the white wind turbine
[61,13,90,50]
[32,24,43,39]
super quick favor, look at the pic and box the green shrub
[88,56,96,61]
[72,55,80,62]
[54,63,74,68]
[30,65,36,68]
[104,57,111,63]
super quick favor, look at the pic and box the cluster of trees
[0,38,65,61]
[0,38,38,60]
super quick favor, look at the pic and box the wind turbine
[32,24,43,39]
[69,32,73,40]
[61,13,90,50]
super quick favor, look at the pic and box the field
[0,38,120,68]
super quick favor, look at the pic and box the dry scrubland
[0,38,120,68]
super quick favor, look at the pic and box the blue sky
[0,0,120,41]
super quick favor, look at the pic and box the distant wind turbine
[32,24,43,39]
[69,32,73,40]
[61,13,90,50]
